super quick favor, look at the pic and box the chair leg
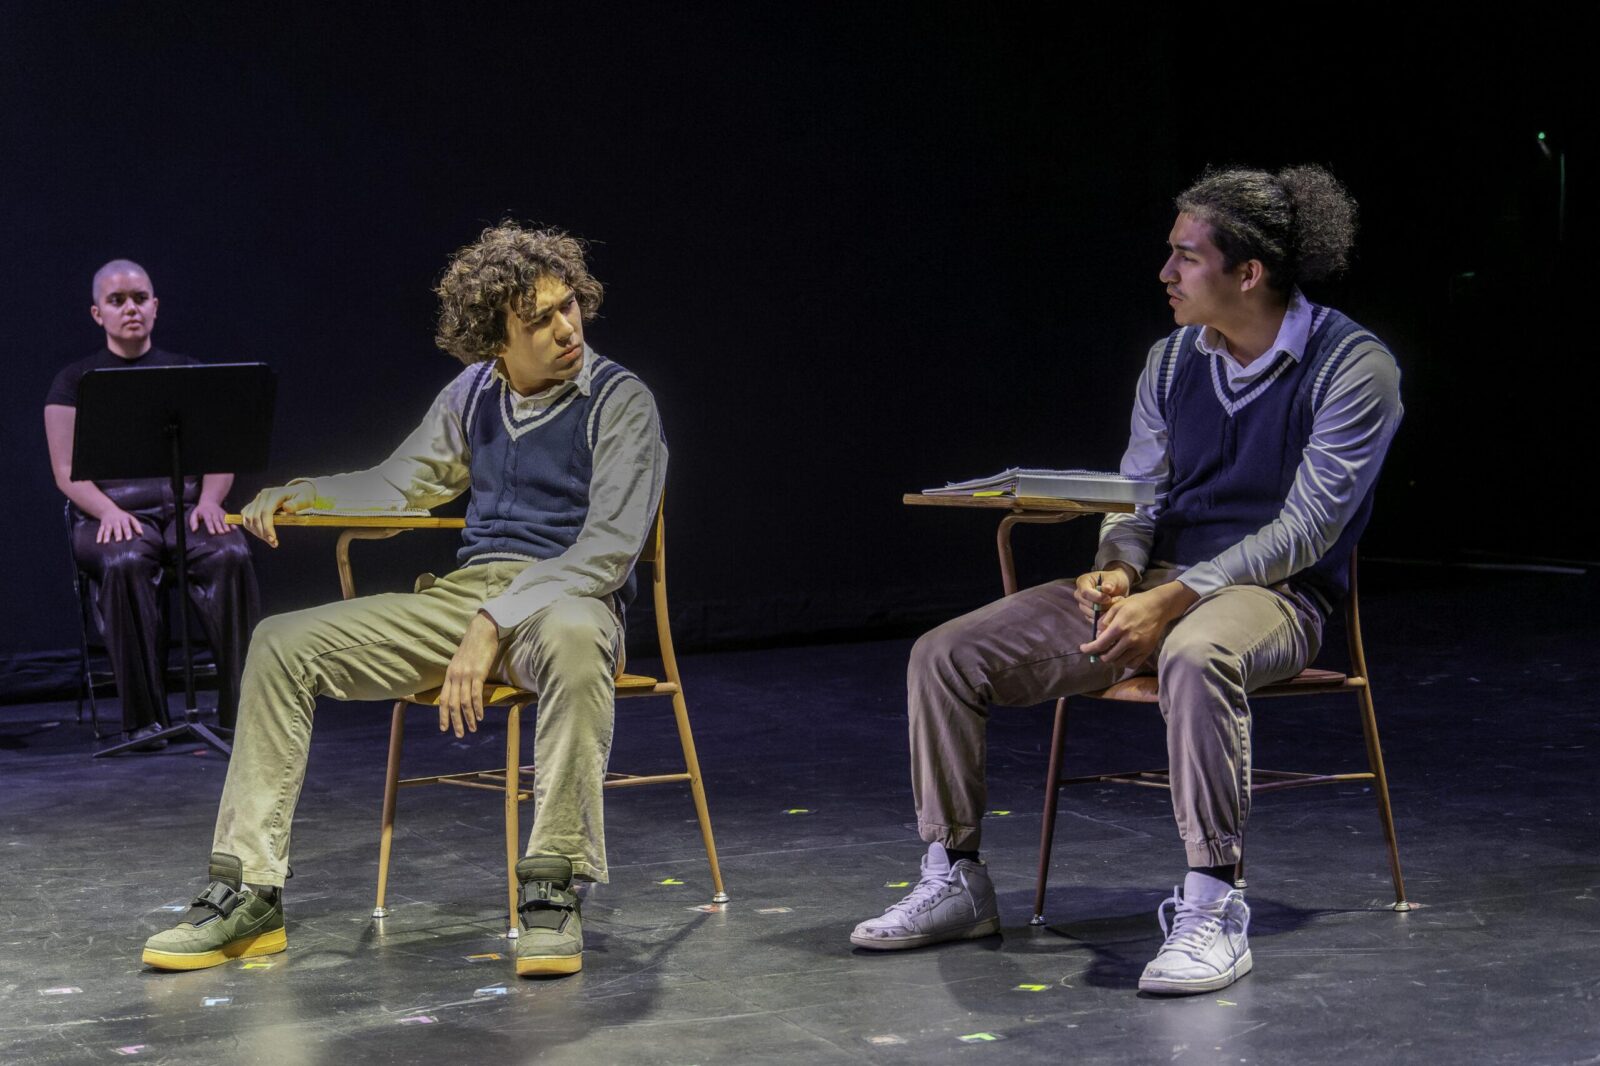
[1356,685,1409,909]
[373,701,407,919]
[1032,697,1070,925]
[669,690,729,903]
[505,702,523,939]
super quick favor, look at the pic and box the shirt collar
[1195,287,1313,369]
[490,343,597,403]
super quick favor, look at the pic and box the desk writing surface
[225,514,467,529]
[901,493,1133,515]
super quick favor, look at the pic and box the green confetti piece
[958,1032,1000,1043]
[987,810,1012,816]
[1216,999,1237,1007]
[1015,983,1049,991]
[658,878,685,885]
[884,881,911,888]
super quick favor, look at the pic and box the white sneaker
[850,844,1001,950]
[1138,871,1252,994]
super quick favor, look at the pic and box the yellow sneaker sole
[142,927,288,971]
[515,952,582,977]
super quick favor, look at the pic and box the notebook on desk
[923,468,1158,506]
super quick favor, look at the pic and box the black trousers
[71,480,260,732]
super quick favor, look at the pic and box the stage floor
[2,564,1597,1065]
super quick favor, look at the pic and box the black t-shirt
[45,346,199,407]
[47,346,206,511]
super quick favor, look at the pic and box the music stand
[73,363,276,758]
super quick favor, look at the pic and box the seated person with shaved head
[139,224,665,980]
[45,260,260,750]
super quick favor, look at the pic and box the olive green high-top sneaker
[515,855,582,977]
[142,852,286,971]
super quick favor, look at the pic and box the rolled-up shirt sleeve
[1176,343,1403,597]
[479,377,667,635]
[298,370,477,511]
[1095,339,1171,579]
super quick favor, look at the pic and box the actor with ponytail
[853,165,1402,996]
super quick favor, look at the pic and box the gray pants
[212,562,620,886]
[909,567,1322,868]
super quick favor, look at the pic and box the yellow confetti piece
[1216,999,1237,1007]
[241,962,275,970]
[958,1032,999,1043]
[658,878,685,885]
[1015,984,1049,992]
[884,881,911,888]
[784,808,811,814]
[987,810,1012,816]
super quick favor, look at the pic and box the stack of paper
[923,468,1158,506]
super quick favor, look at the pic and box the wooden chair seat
[1090,666,1353,703]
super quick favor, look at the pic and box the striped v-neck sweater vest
[455,355,644,609]
[1150,304,1389,607]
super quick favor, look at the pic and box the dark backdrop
[2,7,1588,679]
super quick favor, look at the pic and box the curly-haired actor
[853,166,1402,996]
[142,224,665,979]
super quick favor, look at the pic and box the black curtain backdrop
[2,7,1589,680]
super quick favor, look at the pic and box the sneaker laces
[1155,888,1245,959]
[881,855,961,919]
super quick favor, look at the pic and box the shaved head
[93,259,153,301]
[89,260,159,356]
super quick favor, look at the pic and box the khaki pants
[212,562,620,886]
[909,567,1322,868]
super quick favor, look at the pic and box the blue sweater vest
[455,355,643,609]
[1150,306,1383,608]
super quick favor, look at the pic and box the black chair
[66,503,217,740]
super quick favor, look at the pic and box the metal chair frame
[1031,554,1409,924]
[358,502,728,937]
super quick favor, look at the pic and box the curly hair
[433,223,604,365]
[1176,165,1358,293]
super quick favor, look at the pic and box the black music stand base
[94,708,233,758]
